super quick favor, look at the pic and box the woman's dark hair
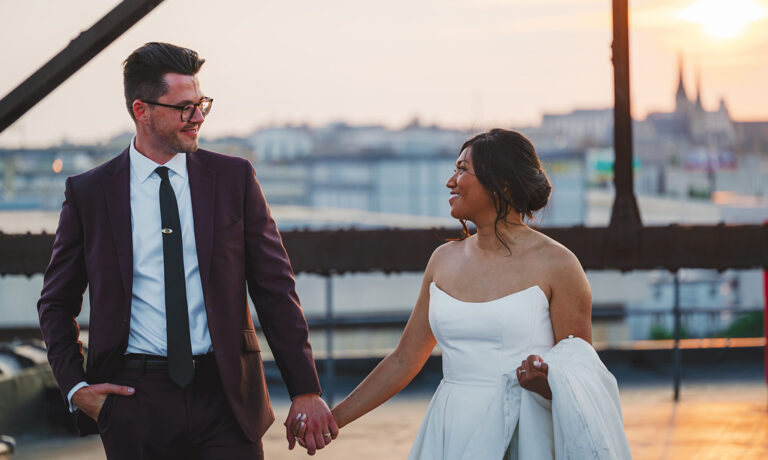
[456,129,552,250]
[123,42,206,120]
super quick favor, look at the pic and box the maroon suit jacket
[37,148,321,440]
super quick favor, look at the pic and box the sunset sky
[1,0,767,148]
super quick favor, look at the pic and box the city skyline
[1,0,767,148]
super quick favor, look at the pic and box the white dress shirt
[67,139,212,410]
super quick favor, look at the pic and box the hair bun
[528,178,552,213]
[462,129,552,220]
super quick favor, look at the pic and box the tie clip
[161,228,173,234]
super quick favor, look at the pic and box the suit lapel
[188,151,216,293]
[101,149,133,301]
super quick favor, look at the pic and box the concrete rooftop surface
[9,375,768,460]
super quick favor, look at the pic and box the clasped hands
[516,354,552,400]
[285,394,339,455]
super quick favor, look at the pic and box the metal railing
[247,273,764,405]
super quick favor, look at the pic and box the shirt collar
[129,137,188,183]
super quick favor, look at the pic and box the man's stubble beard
[149,118,199,154]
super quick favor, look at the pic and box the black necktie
[156,166,193,387]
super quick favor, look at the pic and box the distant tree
[649,323,688,340]
[716,312,764,338]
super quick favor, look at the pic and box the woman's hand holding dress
[516,354,552,400]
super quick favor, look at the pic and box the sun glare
[678,0,767,39]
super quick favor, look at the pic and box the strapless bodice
[428,282,554,386]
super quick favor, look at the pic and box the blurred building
[249,121,588,226]
[518,58,768,201]
[0,135,255,211]
[3,64,767,344]
[0,146,102,210]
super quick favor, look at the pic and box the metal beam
[609,0,643,251]
[0,0,165,133]
[283,225,768,273]
[2,225,766,277]
[0,232,55,277]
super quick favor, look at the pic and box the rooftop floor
[10,377,767,460]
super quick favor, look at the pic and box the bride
[292,129,631,459]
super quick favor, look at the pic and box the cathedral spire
[695,64,703,111]
[675,54,690,114]
[675,55,687,100]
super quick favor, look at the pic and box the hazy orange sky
[1,0,767,148]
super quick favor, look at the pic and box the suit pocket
[96,393,115,430]
[242,329,261,353]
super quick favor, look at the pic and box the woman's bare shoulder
[425,238,468,278]
[530,230,583,272]
[432,238,468,259]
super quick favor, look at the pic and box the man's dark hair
[123,42,206,120]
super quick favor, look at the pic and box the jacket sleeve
[546,338,632,459]
[37,176,89,402]
[242,162,321,397]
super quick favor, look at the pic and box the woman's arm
[548,246,592,344]
[329,252,441,428]
[517,245,592,399]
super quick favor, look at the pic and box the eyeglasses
[142,97,213,122]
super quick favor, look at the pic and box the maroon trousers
[97,355,263,460]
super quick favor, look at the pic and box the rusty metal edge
[0,0,165,133]
[2,225,766,276]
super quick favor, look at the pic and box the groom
[37,42,337,459]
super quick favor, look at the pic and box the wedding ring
[323,433,332,439]
[518,369,526,374]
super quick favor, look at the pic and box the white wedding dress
[408,282,632,460]
[408,282,555,459]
